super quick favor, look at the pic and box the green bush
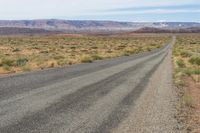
[182,93,194,107]
[12,48,21,52]
[189,56,200,65]
[1,58,15,66]
[54,55,65,60]
[57,59,68,66]
[91,54,103,60]
[3,65,12,71]
[176,59,185,68]
[191,69,200,74]
[22,66,31,72]
[123,51,130,56]
[180,51,192,58]
[123,49,136,56]
[146,47,152,51]
[183,68,200,76]
[81,55,93,63]
[16,58,28,67]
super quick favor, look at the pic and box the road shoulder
[112,49,179,132]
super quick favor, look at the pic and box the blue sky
[0,0,199,22]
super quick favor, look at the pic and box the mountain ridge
[0,20,200,34]
[0,19,199,31]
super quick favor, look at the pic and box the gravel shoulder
[112,48,179,133]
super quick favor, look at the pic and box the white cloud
[0,0,199,19]
[103,9,200,15]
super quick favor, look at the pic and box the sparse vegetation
[16,58,28,67]
[0,34,169,74]
[182,92,194,108]
[91,54,103,60]
[176,59,185,68]
[173,34,200,132]
[1,58,15,67]
[189,56,200,66]
[80,55,93,63]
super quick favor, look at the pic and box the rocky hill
[0,27,61,35]
[134,27,200,33]
[0,20,199,34]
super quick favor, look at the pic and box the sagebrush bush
[183,68,200,76]
[189,56,200,65]
[176,59,185,68]
[182,93,194,107]
[16,58,28,67]
[12,48,21,52]
[80,55,93,63]
[2,58,15,66]
[3,65,11,71]
[91,54,102,60]
[180,51,192,58]
[22,66,31,72]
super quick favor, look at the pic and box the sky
[0,0,199,22]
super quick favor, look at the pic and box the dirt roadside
[176,77,200,133]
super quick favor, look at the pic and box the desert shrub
[91,46,98,49]
[189,56,200,65]
[22,66,31,72]
[123,48,136,56]
[156,45,161,48]
[123,51,130,56]
[146,47,152,51]
[57,59,68,66]
[3,65,11,71]
[184,69,192,76]
[176,59,185,68]
[12,48,21,52]
[183,68,200,75]
[70,46,76,49]
[173,70,186,86]
[118,45,126,48]
[182,93,194,107]
[1,58,15,66]
[60,46,65,49]
[40,50,49,54]
[54,55,65,60]
[191,69,200,75]
[91,54,103,60]
[190,41,196,44]
[173,49,180,56]
[180,51,192,58]
[80,55,93,63]
[50,62,55,67]
[134,48,143,54]
[107,50,113,53]
[16,58,28,67]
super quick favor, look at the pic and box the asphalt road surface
[0,40,177,133]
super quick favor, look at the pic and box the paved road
[0,42,176,133]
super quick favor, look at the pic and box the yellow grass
[173,34,200,132]
[0,34,170,74]
[173,34,200,83]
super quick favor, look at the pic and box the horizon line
[0,19,199,23]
